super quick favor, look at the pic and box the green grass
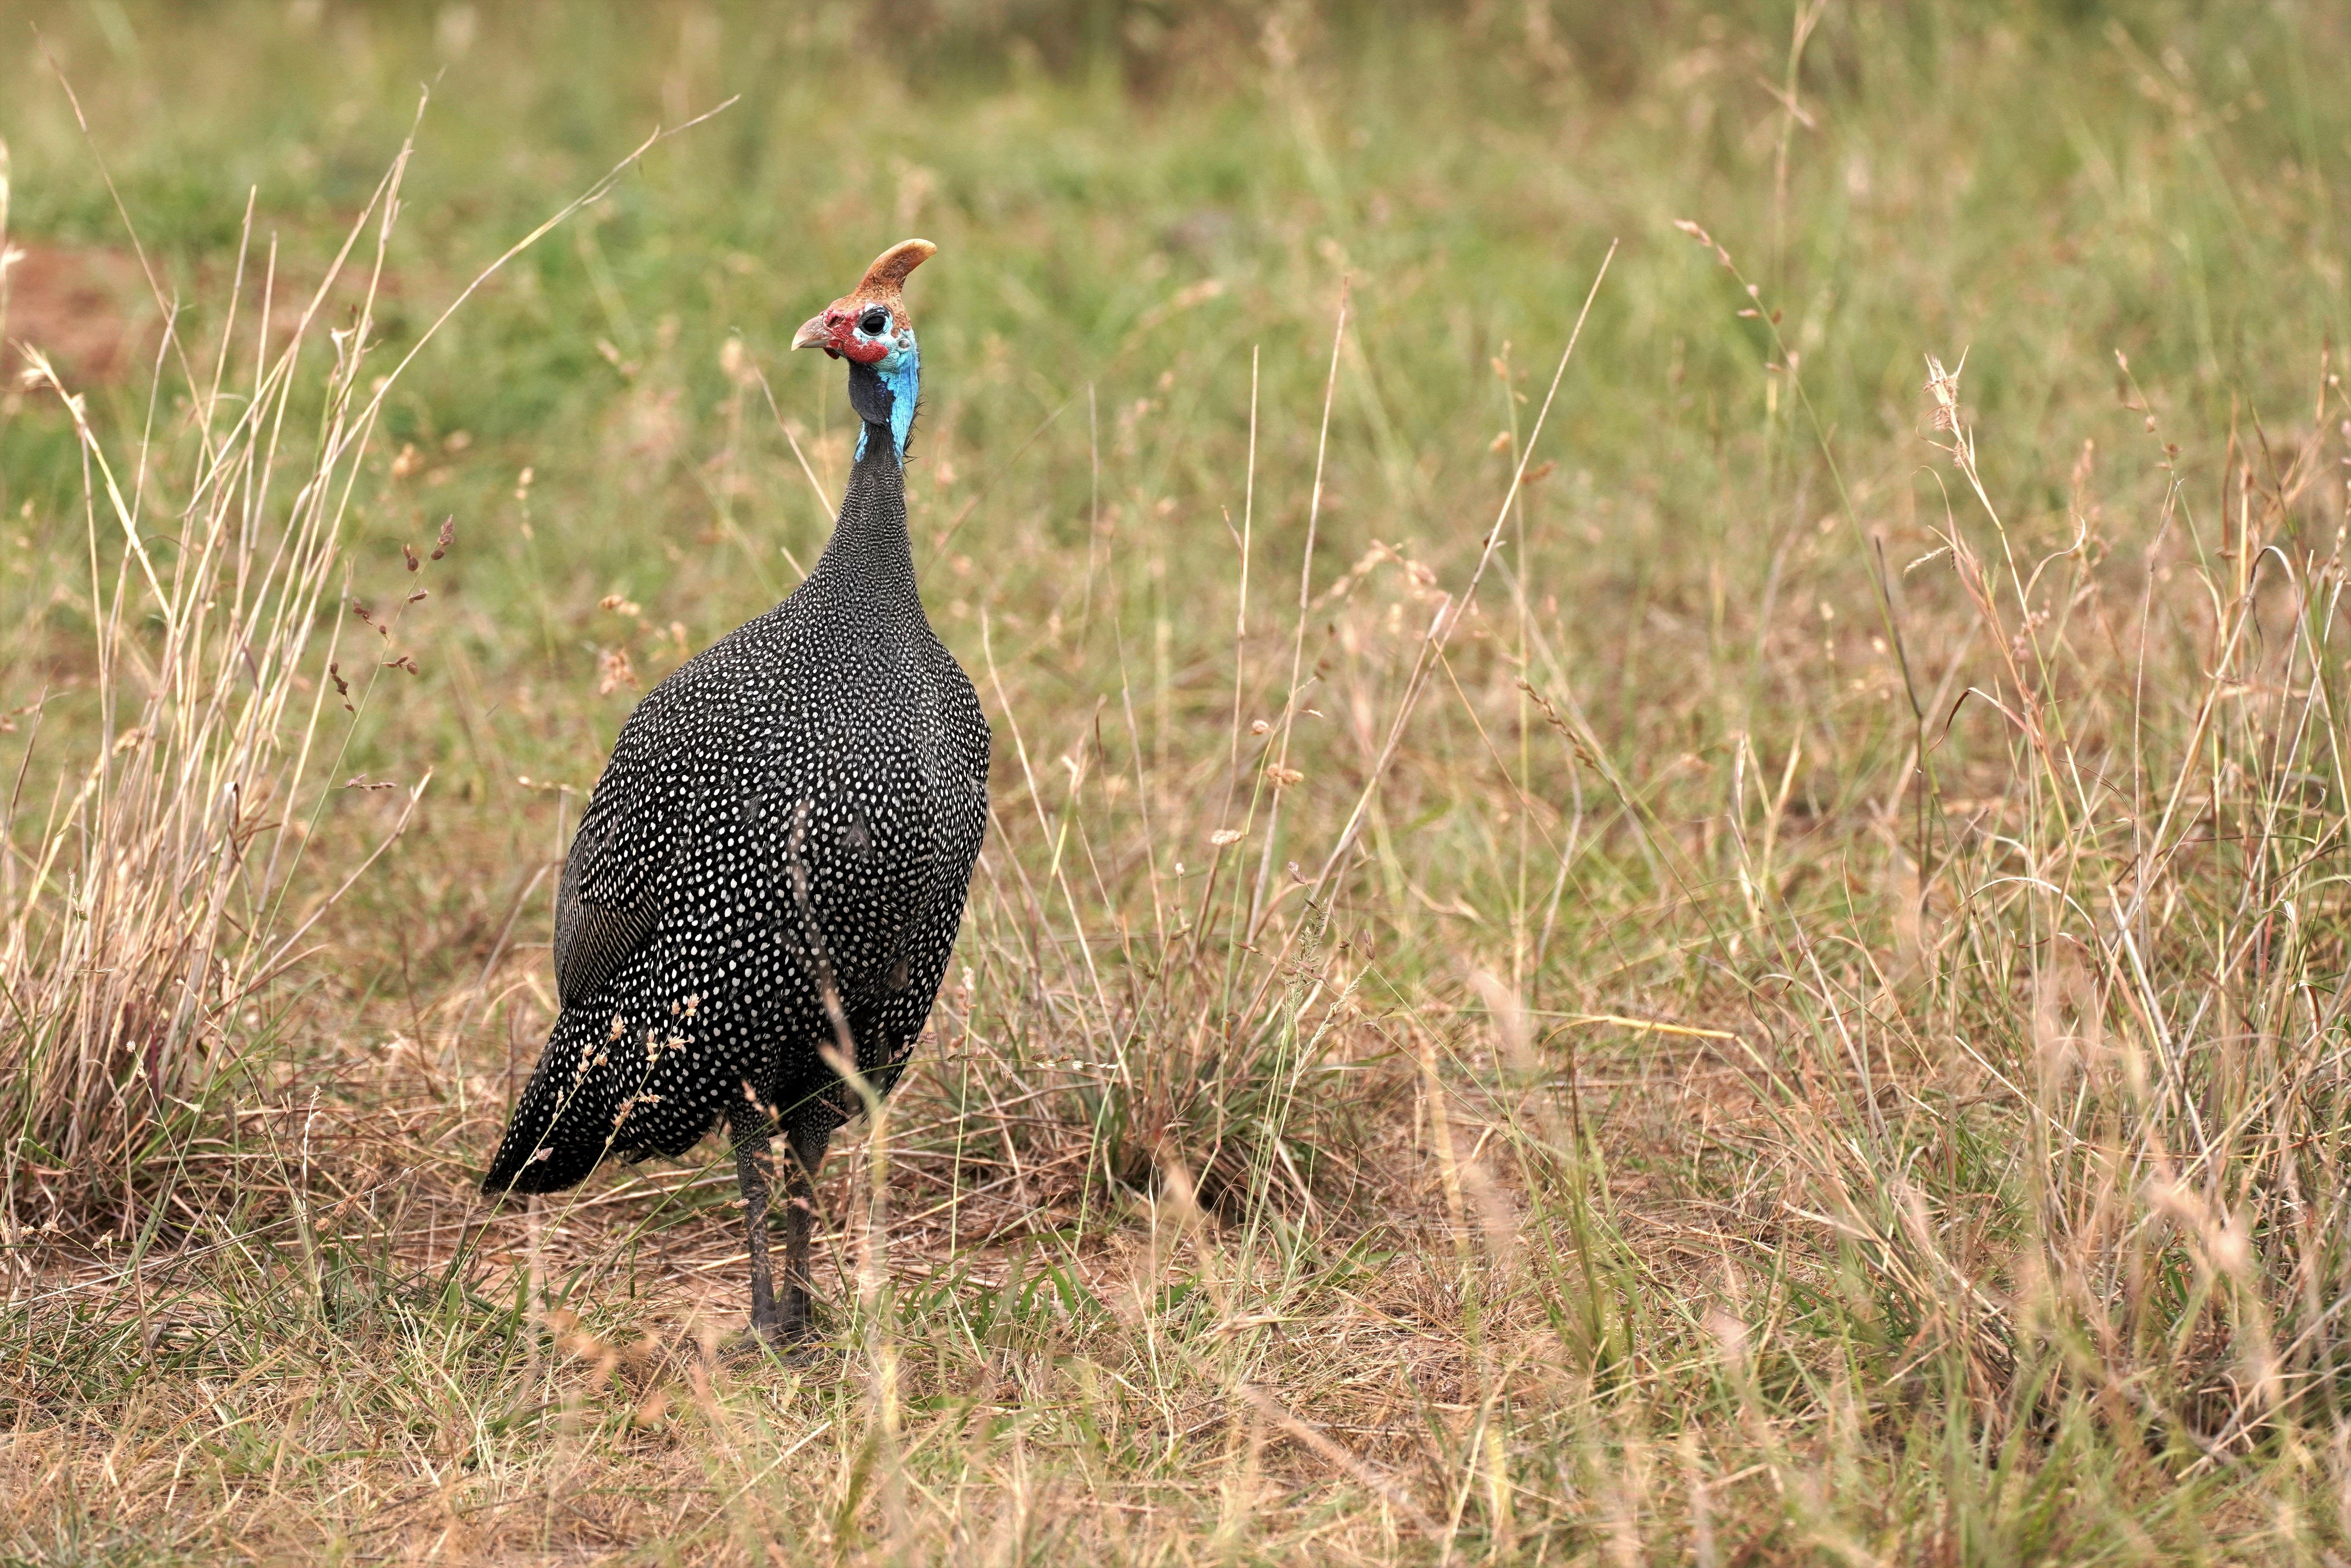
[4,0,2351,1561]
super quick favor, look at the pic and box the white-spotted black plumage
[484,271,987,1340]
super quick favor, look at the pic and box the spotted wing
[551,673,720,1009]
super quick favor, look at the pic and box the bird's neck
[847,355,920,465]
[814,405,921,607]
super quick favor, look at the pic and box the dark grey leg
[778,1119,833,1341]
[729,1099,780,1344]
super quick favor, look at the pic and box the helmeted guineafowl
[483,239,989,1344]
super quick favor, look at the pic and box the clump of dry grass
[0,91,725,1240]
[0,126,430,1236]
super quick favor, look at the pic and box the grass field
[4,1,2351,1561]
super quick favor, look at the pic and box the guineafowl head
[792,238,935,463]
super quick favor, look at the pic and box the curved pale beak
[791,314,832,352]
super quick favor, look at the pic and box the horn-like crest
[846,239,937,315]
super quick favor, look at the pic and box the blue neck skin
[853,336,921,465]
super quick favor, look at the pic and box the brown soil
[2,239,158,387]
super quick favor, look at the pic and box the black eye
[859,309,890,336]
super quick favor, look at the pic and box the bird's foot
[718,1311,827,1370]
[719,1334,827,1372]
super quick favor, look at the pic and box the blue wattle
[855,345,922,465]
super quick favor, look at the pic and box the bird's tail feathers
[482,1005,680,1194]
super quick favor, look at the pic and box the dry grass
[5,2,2351,1562]
[0,116,430,1231]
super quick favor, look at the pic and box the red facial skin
[791,239,933,365]
[806,302,891,364]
